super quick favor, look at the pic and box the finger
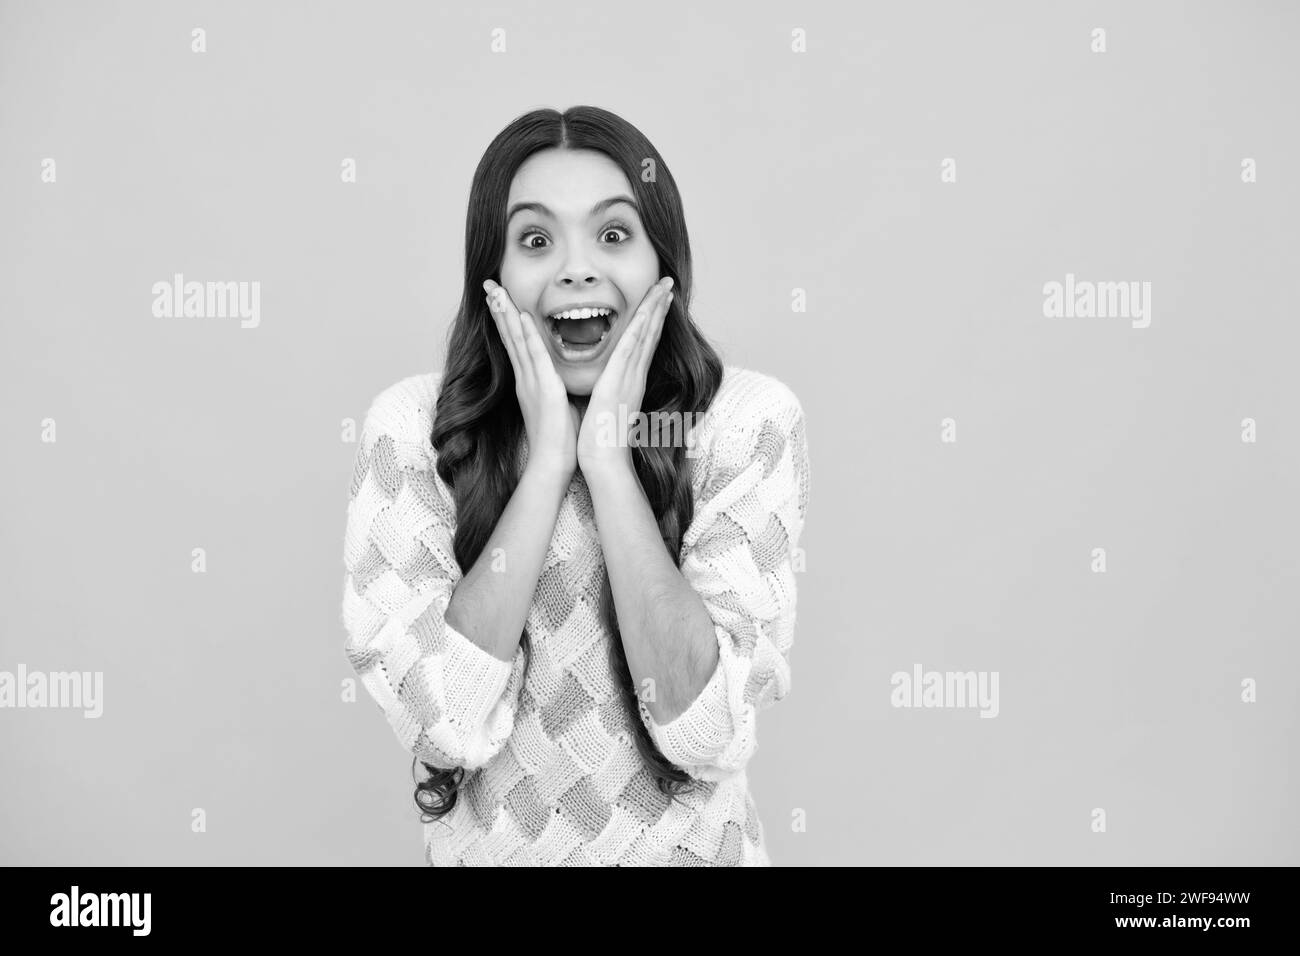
[611,286,653,369]
[511,312,537,391]
[635,286,671,386]
[519,311,558,384]
[625,280,669,383]
[488,281,534,389]
[484,281,523,374]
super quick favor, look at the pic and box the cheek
[629,251,662,290]
[496,261,536,304]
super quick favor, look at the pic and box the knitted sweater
[340,365,810,866]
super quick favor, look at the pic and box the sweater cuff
[636,623,748,783]
[422,587,524,764]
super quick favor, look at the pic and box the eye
[519,229,549,250]
[516,221,634,251]
[601,221,633,244]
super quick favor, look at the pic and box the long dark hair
[414,106,725,822]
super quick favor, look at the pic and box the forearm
[584,460,718,725]
[445,462,570,662]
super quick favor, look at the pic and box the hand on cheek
[577,277,674,476]
[484,279,579,481]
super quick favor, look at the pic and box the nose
[557,273,601,291]
[555,246,601,288]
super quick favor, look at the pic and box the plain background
[1,1,1296,866]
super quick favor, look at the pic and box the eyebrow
[506,195,640,225]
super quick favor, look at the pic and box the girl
[341,105,810,866]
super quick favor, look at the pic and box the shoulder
[689,366,807,493]
[707,365,803,424]
[349,370,456,519]
[358,371,444,459]
[696,365,805,452]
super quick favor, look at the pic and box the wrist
[522,456,575,492]
[579,452,637,488]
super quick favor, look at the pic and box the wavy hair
[414,106,725,822]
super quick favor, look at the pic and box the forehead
[507,148,633,211]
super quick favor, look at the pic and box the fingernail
[662,277,674,291]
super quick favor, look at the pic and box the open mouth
[545,306,616,354]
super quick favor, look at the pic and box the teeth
[549,307,614,321]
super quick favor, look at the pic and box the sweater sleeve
[340,378,528,771]
[636,375,811,782]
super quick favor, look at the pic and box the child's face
[499,147,661,397]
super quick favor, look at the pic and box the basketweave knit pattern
[340,366,810,866]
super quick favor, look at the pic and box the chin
[560,369,602,397]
